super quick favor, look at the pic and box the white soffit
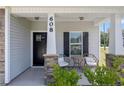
[12,13,111,22]
[11,6,124,14]
[10,6,124,22]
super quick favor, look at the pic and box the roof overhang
[4,6,124,25]
[10,6,124,14]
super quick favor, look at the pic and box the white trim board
[31,31,47,67]
[31,66,44,68]
[5,8,11,84]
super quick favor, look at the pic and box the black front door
[33,32,47,66]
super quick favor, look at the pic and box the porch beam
[94,18,110,26]
[11,6,124,14]
[47,13,57,54]
[109,14,124,55]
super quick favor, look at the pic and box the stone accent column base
[0,62,5,85]
[0,9,5,85]
[43,54,58,85]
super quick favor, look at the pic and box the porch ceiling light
[79,17,84,20]
[34,17,40,20]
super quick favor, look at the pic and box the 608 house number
[49,28,53,32]
[49,16,54,32]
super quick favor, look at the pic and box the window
[36,34,42,42]
[70,32,82,55]
[70,32,81,43]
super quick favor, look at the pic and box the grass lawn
[99,47,108,66]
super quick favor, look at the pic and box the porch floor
[8,68,91,86]
[78,72,91,86]
[8,68,45,86]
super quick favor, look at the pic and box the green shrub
[120,77,124,85]
[112,57,124,71]
[84,66,119,85]
[112,57,124,85]
[51,65,80,86]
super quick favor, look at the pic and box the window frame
[69,31,83,56]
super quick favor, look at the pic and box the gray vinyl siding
[10,15,31,80]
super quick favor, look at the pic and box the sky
[121,19,124,29]
[100,22,110,32]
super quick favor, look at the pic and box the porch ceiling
[11,6,124,22]
[12,13,111,22]
[11,6,124,14]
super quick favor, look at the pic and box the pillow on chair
[58,57,64,62]
[85,57,97,66]
[58,57,69,67]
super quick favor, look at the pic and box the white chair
[84,54,98,67]
[85,57,97,66]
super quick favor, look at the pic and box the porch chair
[58,54,70,67]
[83,54,99,67]
[71,55,85,69]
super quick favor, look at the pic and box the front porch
[0,6,124,85]
[5,8,100,85]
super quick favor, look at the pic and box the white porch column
[109,14,124,55]
[5,7,11,83]
[47,13,57,54]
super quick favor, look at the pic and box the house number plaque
[49,16,54,32]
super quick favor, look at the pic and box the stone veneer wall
[106,54,124,68]
[43,54,58,85]
[0,9,5,85]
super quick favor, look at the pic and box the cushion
[58,57,64,62]
[85,57,97,66]
[58,57,69,67]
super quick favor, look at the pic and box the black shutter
[83,32,89,55]
[64,32,69,57]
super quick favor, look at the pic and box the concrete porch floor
[8,68,45,86]
[7,68,91,86]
